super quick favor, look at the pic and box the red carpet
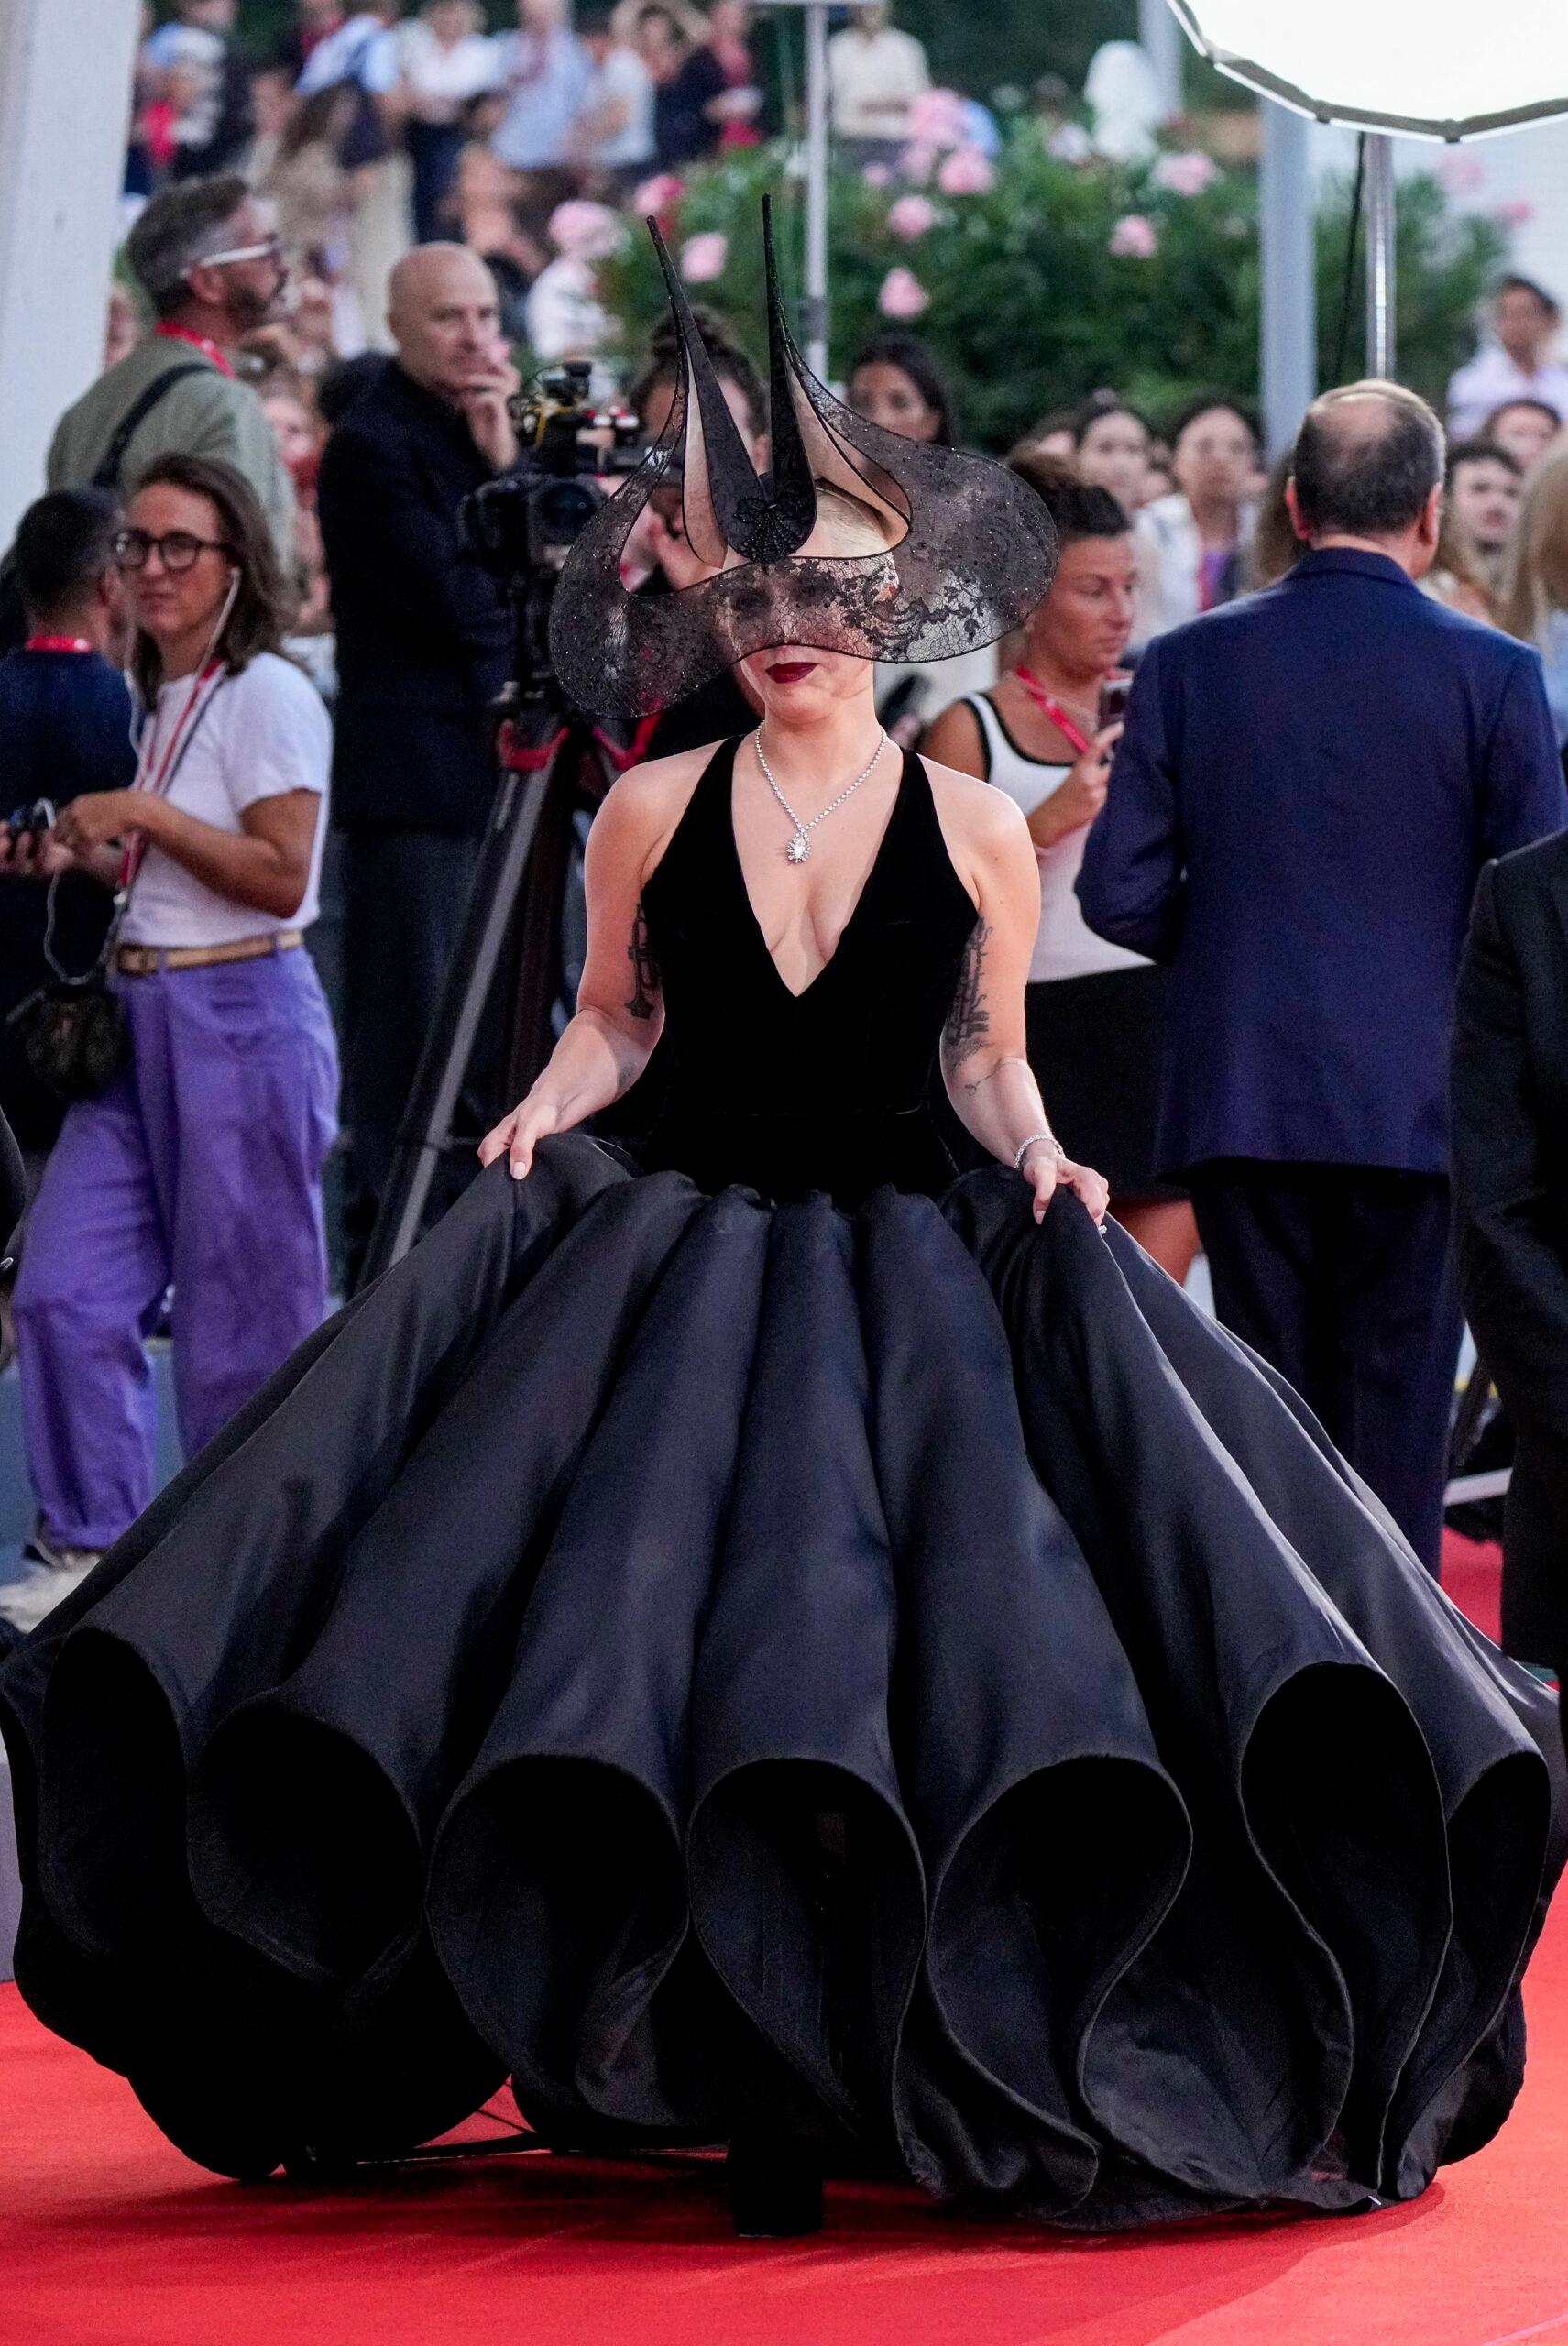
[7,1532,1563,2346]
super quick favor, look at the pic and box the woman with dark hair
[847,333,958,447]
[848,335,981,738]
[1132,392,1261,647]
[6,454,337,1623]
[1072,395,1152,513]
[924,452,1198,1279]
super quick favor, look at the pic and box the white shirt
[489,27,593,170]
[580,47,654,170]
[827,25,930,140]
[394,21,501,113]
[296,14,400,98]
[963,694,1146,983]
[1130,490,1257,651]
[1446,343,1568,439]
[122,654,331,949]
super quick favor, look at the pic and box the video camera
[459,362,646,584]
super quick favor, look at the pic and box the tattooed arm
[481,757,684,1178]
[936,776,1108,1225]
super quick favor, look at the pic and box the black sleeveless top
[639,736,979,1206]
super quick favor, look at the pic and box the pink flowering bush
[905,89,970,152]
[598,133,1508,452]
[679,231,729,283]
[630,173,685,219]
[1108,213,1159,258]
[937,146,996,197]
[886,192,938,240]
[548,200,625,261]
[1153,150,1221,198]
[861,160,894,190]
[878,266,930,319]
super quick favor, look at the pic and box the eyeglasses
[112,529,236,575]
[186,233,286,273]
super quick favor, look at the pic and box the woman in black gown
[2,211,1564,2244]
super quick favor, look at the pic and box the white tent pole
[802,0,830,380]
[0,0,142,544]
[1138,0,1184,119]
[1363,130,1398,377]
[1260,100,1316,447]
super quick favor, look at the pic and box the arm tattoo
[624,899,659,1022]
[943,917,992,1065]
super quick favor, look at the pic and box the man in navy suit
[1078,380,1566,1573]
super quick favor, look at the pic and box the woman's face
[263,392,319,477]
[640,369,766,469]
[1027,531,1136,676]
[1490,402,1559,477]
[740,641,876,724]
[1076,411,1149,510]
[848,359,942,444]
[1172,405,1256,511]
[122,482,236,652]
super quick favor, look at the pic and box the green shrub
[596,125,1507,450]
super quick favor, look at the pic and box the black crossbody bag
[7,671,225,1102]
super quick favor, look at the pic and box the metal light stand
[760,0,833,379]
[1363,130,1398,377]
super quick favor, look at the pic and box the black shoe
[725,2136,824,2238]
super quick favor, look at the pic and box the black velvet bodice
[639,736,978,1205]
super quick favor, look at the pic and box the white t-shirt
[395,21,501,113]
[582,47,655,170]
[121,653,331,949]
[827,26,930,140]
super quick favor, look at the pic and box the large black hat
[548,199,1058,718]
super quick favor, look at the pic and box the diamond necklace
[752,725,889,864]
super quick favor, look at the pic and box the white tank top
[963,693,1147,984]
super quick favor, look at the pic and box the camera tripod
[356,577,651,1290]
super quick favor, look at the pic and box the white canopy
[1169,0,1568,141]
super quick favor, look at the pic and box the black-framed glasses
[112,529,236,575]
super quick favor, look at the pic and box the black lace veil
[548,200,1058,718]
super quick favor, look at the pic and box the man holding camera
[317,243,515,1280]
[1078,380,1566,1575]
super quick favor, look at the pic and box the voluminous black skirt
[1,1136,1561,2224]
[1025,965,1183,1203]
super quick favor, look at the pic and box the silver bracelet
[1014,1131,1062,1172]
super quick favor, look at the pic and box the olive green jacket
[47,337,295,568]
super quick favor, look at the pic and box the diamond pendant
[785,830,810,864]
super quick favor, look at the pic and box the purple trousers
[15,950,339,1551]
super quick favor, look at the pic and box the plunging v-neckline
[727,740,910,1003]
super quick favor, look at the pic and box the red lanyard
[1014,665,1094,755]
[122,662,224,892]
[153,322,235,379]
[25,635,93,654]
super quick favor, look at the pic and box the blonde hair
[812,480,898,557]
[1502,450,1568,645]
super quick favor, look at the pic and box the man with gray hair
[44,176,293,567]
[1079,378,1566,1574]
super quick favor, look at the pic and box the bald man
[317,243,516,1277]
[1080,380,1566,1573]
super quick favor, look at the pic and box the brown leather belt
[116,930,304,976]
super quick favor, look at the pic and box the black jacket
[317,363,510,836]
[1453,830,1568,1658]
